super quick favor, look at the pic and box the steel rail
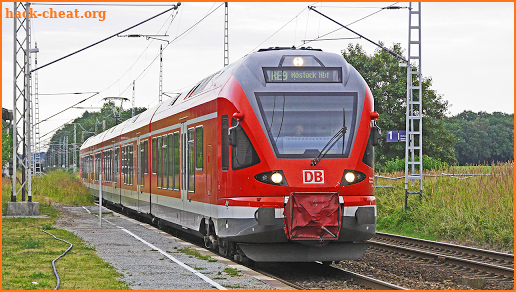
[370,235,514,278]
[327,264,408,290]
[374,232,514,264]
[252,269,303,290]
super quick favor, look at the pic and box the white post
[99,174,102,227]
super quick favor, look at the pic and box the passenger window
[162,136,168,189]
[168,134,174,190]
[157,137,162,188]
[152,138,157,174]
[196,126,203,170]
[173,132,180,191]
[188,128,195,192]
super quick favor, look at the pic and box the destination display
[263,67,342,83]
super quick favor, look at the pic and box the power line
[31,3,181,73]
[34,93,99,127]
[300,2,400,47]
[39,92,99,96]
[106,3,225,108]
[248,7,308,54]
[31,3,178,7]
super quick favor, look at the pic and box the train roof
[80,47,359,151]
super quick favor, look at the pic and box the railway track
[253,261,408,290]
[104,203,407,290]
[370,232,514,278]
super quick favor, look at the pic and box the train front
[216,48,380,262]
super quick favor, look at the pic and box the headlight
[340,170,366,186]
[254,170,288,186]
[271,172,283,184]
[344,172,356,183]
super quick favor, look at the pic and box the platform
[55,205,292,290]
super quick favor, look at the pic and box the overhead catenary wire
[108,3,224,108]
[34,93,99,127]
[31,3,181,73]
[308,6,408,62]
[300,2,400,47]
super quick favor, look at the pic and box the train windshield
[256,93,357,158]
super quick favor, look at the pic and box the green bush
[380,155,449,173]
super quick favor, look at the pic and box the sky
[2,2,514,152]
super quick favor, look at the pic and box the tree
[2,121,13,166]
[444,111,514,165]
[46,103,147,169]
[342,43,456,167]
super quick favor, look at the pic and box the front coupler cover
[284,192,341,242]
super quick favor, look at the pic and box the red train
[80,47,380,262]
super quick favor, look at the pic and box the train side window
[163,136,168,189]
[114,147,119,183]
[143,140,148,174]
[129,145,134,185]
[122,146,126,185]
[157,136,162,188]
[140,141,145,187]
[152,137,157,175]
[231,118,260,170]
[188,128,195,192]
[173,132,180,191]
[221,115,229,171]
[196,126,203,170]
[168,134,174,190]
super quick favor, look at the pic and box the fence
[374,173,491,188]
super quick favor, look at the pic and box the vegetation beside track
[2,171,129,290]
[375,162,514,252]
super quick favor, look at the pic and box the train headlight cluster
[271,172,283,184]
[255,170,288,186]
[344,172,356,183]
[341,170,366,186]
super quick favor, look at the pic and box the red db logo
[303,170,324,184]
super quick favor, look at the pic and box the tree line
[342,43,513,168]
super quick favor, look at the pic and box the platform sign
[386,130,399,142]
[399,130,407,142]
[387,130,411,142]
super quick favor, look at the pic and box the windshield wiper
[311,126,347,166]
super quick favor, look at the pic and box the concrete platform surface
[55,205,291,290]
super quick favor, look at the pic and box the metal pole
[159,45,163,103]
[132,80,135,117]
[25,2,32,202]
[12,2,18,202]
[73,124,77,173]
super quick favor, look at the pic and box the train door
[136,136,142,212]
[180,122,188,226]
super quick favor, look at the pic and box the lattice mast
[12,2,33,202]
[224,2,229,67]
[404,2,423,210]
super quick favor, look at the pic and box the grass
[32,170,95,206]
[2,171,129,290]
[375,162,514,252]
[223,267,240,277]
[178,247,217,262]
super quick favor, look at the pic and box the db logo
[303,170,325,184]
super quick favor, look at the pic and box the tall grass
[375,162,514,252]
[32,170,94,206]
